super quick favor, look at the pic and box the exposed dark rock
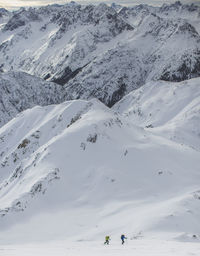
[87,134,97,143]
[52,64,88,85]
[160,51,200,82]
[18,139,30,149]
[176,22,199,38]
[108,80,127,107]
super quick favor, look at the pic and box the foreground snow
[0,239,200,256]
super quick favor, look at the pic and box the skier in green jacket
[104,235,110,245]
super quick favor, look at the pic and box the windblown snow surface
[0,77,199,255]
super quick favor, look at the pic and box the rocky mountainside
[0,71,65,127]
[0,1,199,106]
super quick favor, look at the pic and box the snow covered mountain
[0,96,199,245]
[0,71,65,127]
[113,77,200,151]
[0,1,200,106]
[0,8,10,20]
[0,1,200,253]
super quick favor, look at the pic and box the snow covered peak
[3,8,40,31]
[111,3,122,12]
[0,8,9,17]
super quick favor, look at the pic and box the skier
[104,235,110,245]
[121,234,127,244]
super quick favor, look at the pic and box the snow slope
[0,71,65,127]
[0,2,200,105]
[0,97,199,247]
[113,77,200,150]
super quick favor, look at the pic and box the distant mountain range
[0,1,199,107]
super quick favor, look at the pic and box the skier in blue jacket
[121,234,127,244]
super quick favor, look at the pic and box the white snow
[0,239,200,256]
[113,77,200,150]
[0,93,199,255]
